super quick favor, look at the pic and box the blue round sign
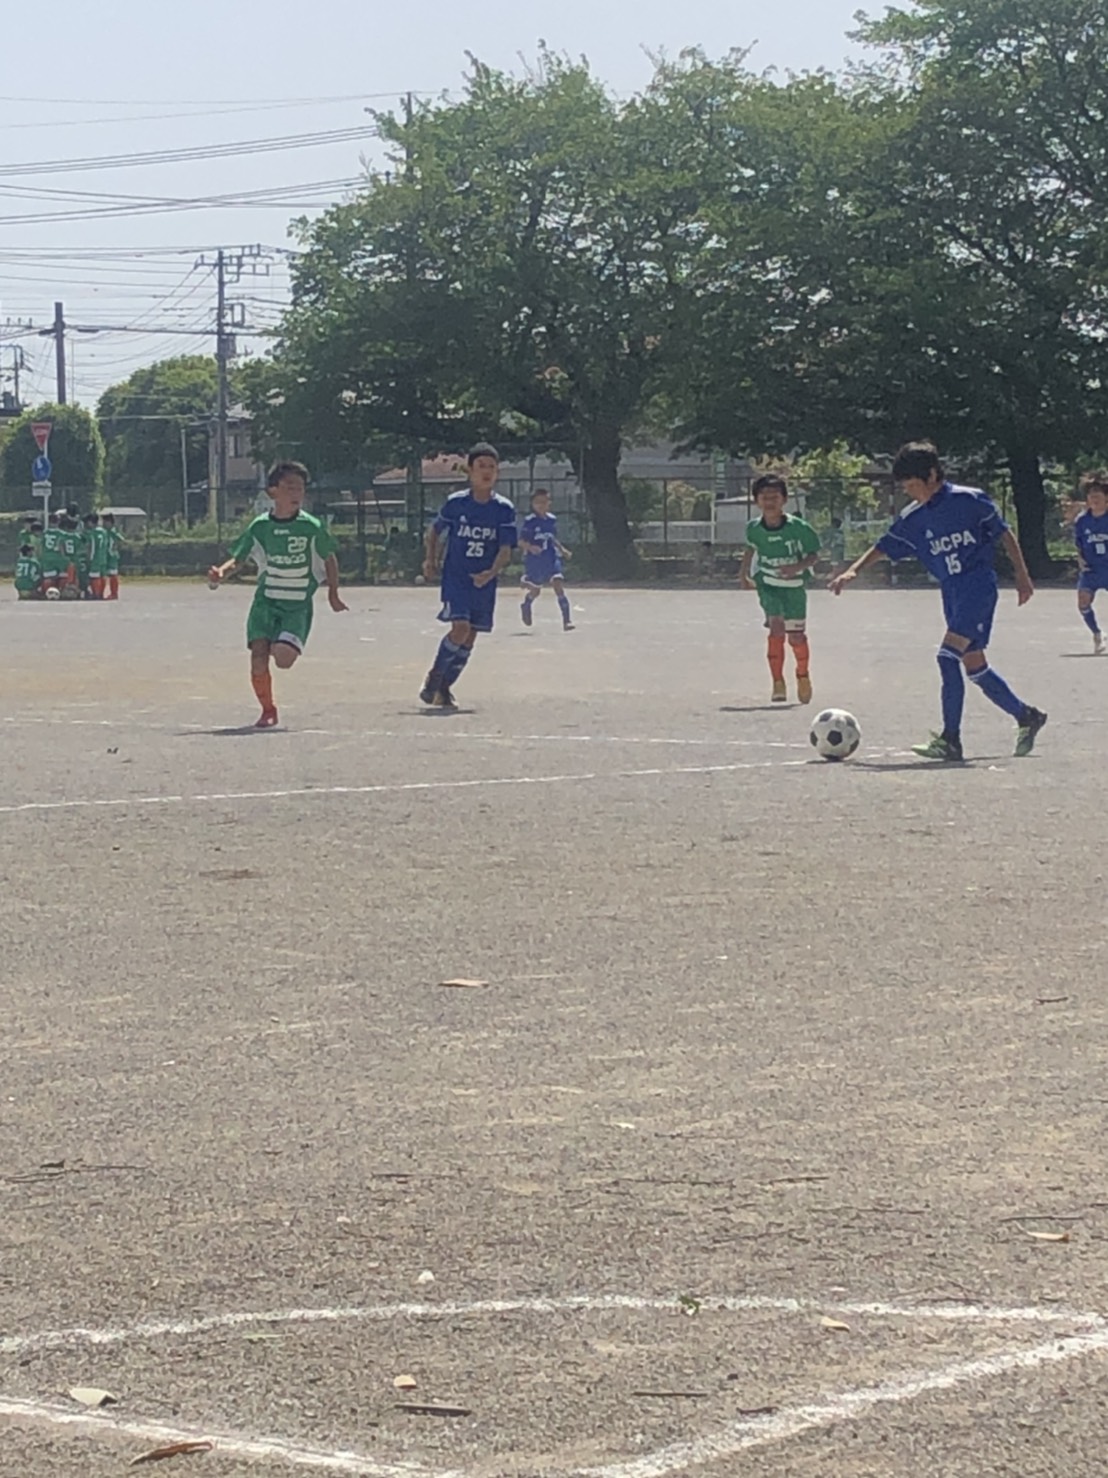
[32,454,52,482]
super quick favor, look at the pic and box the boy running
[1072,471,1108,654]
[519,488,574,630]
[102,513,124,599]
[207,461,347,728]
[739,475,821,703]
[419,443,517,709]
[14,543,42,600]
[830,441,1046,760]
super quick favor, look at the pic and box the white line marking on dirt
[0,1293,1098,1359]
[0,760,813,817]
[0,1396,450,1477]
[575,1326,1108,1478]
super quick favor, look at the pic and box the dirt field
[2,582,1107,1476]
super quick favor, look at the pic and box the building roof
[100,506,147,517]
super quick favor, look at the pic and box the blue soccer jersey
[1074,510,1108,580]
[435,489,518,587]
[877,483,1007,584]
[521,511,563,582]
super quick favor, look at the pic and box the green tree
[0,403,103,513]
[97,357,218,521]
[250,52,759,574]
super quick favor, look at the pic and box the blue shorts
[438,578,497,633]
[941,578,997,652]
[523,555,564,586]
[1077,570,1108,595]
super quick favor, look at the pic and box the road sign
[31,421,52,453]
[32,479,52,515]
[32,453,51,482]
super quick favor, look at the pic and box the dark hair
[65,503,79,518]
[892,441,944,483]
[29,520,43,532]
[48,512,59,525]
[266,459,310,489]
[467,442,499,467]
[752,474,788,499]
[19,543,33,555]
[1080,470,1108,498]
[83,511,98,525]
[101,512,114,524]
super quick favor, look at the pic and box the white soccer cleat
[1095,632,1105,655]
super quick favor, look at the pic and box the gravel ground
[2,582,1107,1476]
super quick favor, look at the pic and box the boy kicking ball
[208,461,347,728]
[1072,471,1108,654]
[830,441,1046,760]
[739,474,821,704]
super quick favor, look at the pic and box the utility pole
[214,249,228,529]
[53,301,66,404]
[402,92,422,539]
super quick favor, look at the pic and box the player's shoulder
[1073,508,1092,529]
[492,492,516,514]
[295,510,327,531]
[948,482,998,511]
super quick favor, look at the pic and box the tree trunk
[575,422,636,577]
[1006,446,1052,579]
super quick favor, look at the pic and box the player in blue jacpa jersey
[830,441,1046,762]
[1072,471,1108,655]
[520,488,574,630]
[419,443,518,710]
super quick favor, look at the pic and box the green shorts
[246,592,314,652]
[756,579,808,625]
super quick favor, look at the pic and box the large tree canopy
[0,403,103,513]
[98,357,218,521]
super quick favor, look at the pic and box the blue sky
[0,0,872,406]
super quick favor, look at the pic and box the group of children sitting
[14,508,124,601]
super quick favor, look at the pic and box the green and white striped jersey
[230,511,336,603]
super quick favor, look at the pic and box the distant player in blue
[1072,471,1108,655]
[419,443,518,709]
[830,441,1046,761]
[520,488,574,630]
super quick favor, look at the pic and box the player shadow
[720,703,798,713]
[851,756,1007,772]
[1058,652,1103,658]
[406,707,479,718]
[181,725,286,738]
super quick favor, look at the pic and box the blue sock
[969,664,1025,720]
[557,592,572,623]
[937,647,965,737]
[522,591,535,607]
[1082,605,1100,635]
[442,641,472,686]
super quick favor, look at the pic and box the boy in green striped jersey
[739,475,821,704]
[208,461,348,727]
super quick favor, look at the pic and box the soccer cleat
[911,732,964,762]
[1014,707,1047,757]
[796,674,813,704]
[521,601,533,627]
[419,673,443,706]
[255,707,279,729]
[771,679,788,703]
[435,686,459,710]
[563,621,575,631]
[1095,632,1105,655]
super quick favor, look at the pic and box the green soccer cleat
[911,732,964,762]
[1014,707,1047,757]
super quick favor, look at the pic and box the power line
[0,125,376,179]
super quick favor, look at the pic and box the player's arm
[207,556,242,583]
[738,545,756,590]
[778,531,821,579]
[829,543,886,593]
[423,521,444,580]
[473,542,514,589]
[1000,528,1034,605]
[323,551,348,612]
[556,541,572,558]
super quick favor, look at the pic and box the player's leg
[1078,577,1103,652]
[783,588,810,702]
[912,634,967,760]
[521,577,541,626]
[248,638,279,726]
[423,611,473,706]
[551,575,573,630]
[760,592,788,702]
[107,567,119,599]
[952,587,1046,755]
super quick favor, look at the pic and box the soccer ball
[810,708,861,761]
[45,587,61,602]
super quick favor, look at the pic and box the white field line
[574,1325,1108,1478]
[0,760,813,818]
[0,1396,451,1477]
[1,1292,1100,1359]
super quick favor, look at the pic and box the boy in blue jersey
[419,443,518,709]
[830,441,1046,761]
[1072,471,1108,655]
[520,488,574,630]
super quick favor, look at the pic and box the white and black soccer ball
[810,708,861,761]
[45,586,61,602]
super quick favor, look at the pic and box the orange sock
[790,636,810,677]
[91,577,104,599]
[251,669,275,712]
[767,634,786,681]
[108,574,119,599]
